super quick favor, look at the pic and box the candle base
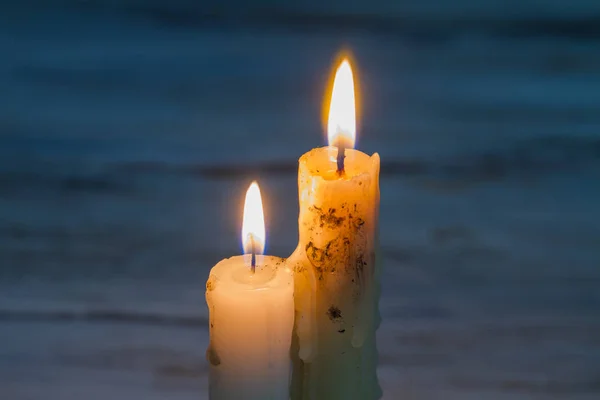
[288,248,382,400]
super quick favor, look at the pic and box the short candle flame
[241,182,265,261]
[327,59,356,150]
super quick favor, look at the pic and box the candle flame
[241,181,265,256]
[327,59,356,149]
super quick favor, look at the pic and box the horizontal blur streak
[8,0,600,38]
[0,309,207,328]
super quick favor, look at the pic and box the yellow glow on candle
[241,181,265,256]
[327,59,356,149]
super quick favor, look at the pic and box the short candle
[206,182,294,400]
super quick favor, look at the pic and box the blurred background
[1,0,600,399]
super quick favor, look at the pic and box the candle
[289,59,382,399]
[206,182,295,400]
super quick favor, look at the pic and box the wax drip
[353,156,381,350]
[297,260,317,362]
[352,271,373,348]
[288,246,317,362]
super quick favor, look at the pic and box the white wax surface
[206,255,294,400]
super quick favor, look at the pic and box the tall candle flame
[241,181,265,257]
[327,59,356,149]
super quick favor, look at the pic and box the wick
[250,234,256,274]
[336,144,346,175]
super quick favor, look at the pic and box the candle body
[206,256,294,400]
[290,146,382,400]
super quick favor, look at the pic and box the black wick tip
[250,234,256,274]
[336,145,346,174]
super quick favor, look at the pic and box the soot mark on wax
[206,278,216,292]
[321,208,345,228]
[327,306,342,322]
[305,241,327,263]
[306,240,341,280]
[356,254,367,275]
[309,205,345,229]
[206,345,221,366]
[353,217,365,230]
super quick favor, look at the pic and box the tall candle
[206,182,294,400]
[289,59,382,399]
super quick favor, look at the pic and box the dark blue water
[1,1,599,399]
